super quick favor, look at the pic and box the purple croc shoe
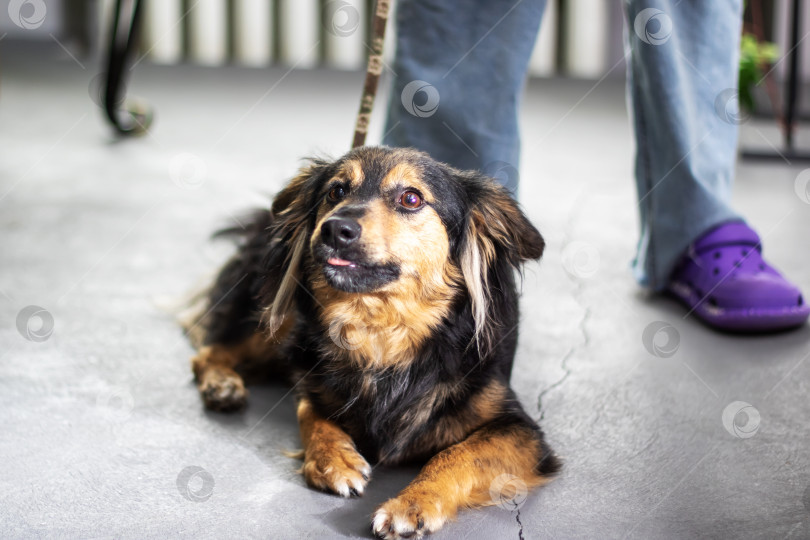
[667,221,810,332]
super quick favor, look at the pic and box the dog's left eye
[399,191,423,210]
[327,185,346,202]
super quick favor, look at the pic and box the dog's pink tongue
[328,257,353,267]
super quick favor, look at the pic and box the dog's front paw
[197,368,248,412]
[372,495,447,539]
[302,440,371,497]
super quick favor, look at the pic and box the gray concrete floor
[2,47,810,540]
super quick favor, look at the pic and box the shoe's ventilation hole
[708,297,719,308]
[714,252,722,259]
[742,249,748,256]
[696,288,704,298]
[713,268,719,276]
[734,260,741,268]
[759,263,766,271]
[799,295,805,307]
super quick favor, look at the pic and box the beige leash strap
[351,0,391,149]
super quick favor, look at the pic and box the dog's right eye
[327,186,346,202]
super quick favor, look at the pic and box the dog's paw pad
[302,441,371,498]
[371,497,445,539]
[199,372,248,412]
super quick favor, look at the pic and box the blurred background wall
[1,0,807,82]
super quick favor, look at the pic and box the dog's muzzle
[315,217,400,293]
[321,217,361,250]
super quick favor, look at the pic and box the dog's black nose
[321,218,361,249]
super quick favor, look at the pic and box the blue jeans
[383,0,743,291]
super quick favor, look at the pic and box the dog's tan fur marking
[460,217,488,344]
[192,332,271,379]
[459,183,544,350]
[467,379,507,423]
[344,159,364,189]
[309,172,463,368]
[192,326,293,411]
[191,148,553,539]
[379,162,433,202]
[265,229,306,334]
[408,380,507,458]
[372,423,551,539]
[297,397,371,497]
[312,282,456,369]
[261,163,327,334]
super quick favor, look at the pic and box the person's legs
[383,0,546,195]
[624,0,743,290]
[385,0,807,330]
[626,0,809,330]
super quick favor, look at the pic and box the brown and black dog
[189,146,560,539]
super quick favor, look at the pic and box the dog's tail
[178,208,274,349]
[211,208,273,243]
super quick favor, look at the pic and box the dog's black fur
[190,146,559,539]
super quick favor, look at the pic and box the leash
[104,0,152,135]
[351,0,391,149]
[102,0,387,142]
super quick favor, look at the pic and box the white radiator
[83,0,810,82]
[103,0,624,79]
[134,0,372,70]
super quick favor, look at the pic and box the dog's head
[263,146,544,353]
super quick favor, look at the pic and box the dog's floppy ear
[262,159,331,333]
[457,171,544,347]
